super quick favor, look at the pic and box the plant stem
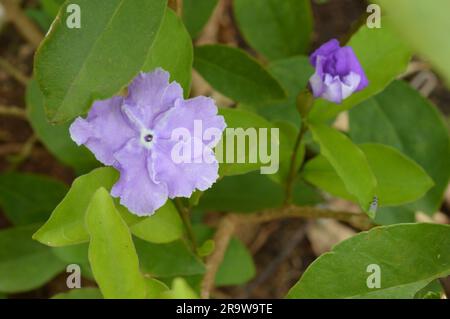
[174,198,198,254]
[284,122,307,205]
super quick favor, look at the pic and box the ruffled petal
[124,68,183,129]
[335,47,368,91]
[111,138,168,216]
[310,39,340,65]
[153,96,226,147]
[341,72,361,99]
[322,74,344,104]
[152,138,219,198]
[69,96,136,166]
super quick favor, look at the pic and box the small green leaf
[234,0,313,60]
[303,143,434,207]
[194,45,286,104]
[0,172,68,226]
[0,224,65,293]
[129,200,183,244]
[159,278,199,299]
[308,22,411,123]
[86,188,147,299]
[26,79,98,174]
[34,0,167,122]
[52,288,103,299]
[287,223,450,298]
[145,278,169,298]
[197,239,215,257]
[309,124,377,213]
[143,8,193,95]
[33,167,119,246]
[183,0,219,38]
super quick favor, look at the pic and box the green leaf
[375,0,450,87]
[145,278,169,298]
[26,79,98,174]
[129,200,183,244]
[217,108,287,177]
[160,278,199,299]
[143,8,193,95]
[234,0,312,60]
[308,22,411,123]
[52,243,89,265]
[200,171,320,212]
[183,0,218,38]
[349,81,450,216]
[33,167,119,246]
[0,172,68,225]
[86,188,147,299]
[52,288,103,299]
[34,167,184,246]
[34,0,167,122]
[194,225,255,286]
[240,55,313,126]
[0,224,65,293]
[41,0,65,17]
[287,223,450,299]
[414,280,443,299]
[135,238,205,278]
[309,124,377,213]
[303,143,434,207]
[194,45,286,104]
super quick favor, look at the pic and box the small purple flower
[70,68,226,216]
[309,39,368,104]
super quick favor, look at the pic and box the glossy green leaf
[375,0,450,87]
[129,200,183,244]
[26,80,98,174]
[86,188,147,299]
[183,0,218,38]
[194,45,286,104]
[349,81,450,216]
[52,288,103,299]
[33,167,119,246]
[0,224,65,293]
[308,22,411,123]
[240,55,313,126]
[143,8,193,95]
[34,0,167,122]
[287,223,450,298]
[234,0,312,60]
[0,172,68,225]
[200,171,320,212]
[309,124,377,213]
[135,238,205,278]
[303,143,434,207]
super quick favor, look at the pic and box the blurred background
[0,0,449,298]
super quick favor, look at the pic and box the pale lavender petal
[309,56,325,97]
[152,138,219,198]
[69,96,136,166]
[124,68,183,128]
[154,96,225,143]
[322,74,343,104]
[334,47,368,90]
[111,138,168,216]
[341,72,361,99]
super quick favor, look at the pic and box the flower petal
[310,39,340,65]
[111,138,168,216]
[322,74,344,104]
[69,96,136,166]
[124,68,183,128]
[152,138,219,198]
[154,96,226,147]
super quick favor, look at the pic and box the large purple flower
[70,68,226,216]
[309,39,368,104]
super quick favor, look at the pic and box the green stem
[284,123,307,205]
[174,198,198,254]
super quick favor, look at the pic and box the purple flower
[309,39,368,104]
[70,68,226,216]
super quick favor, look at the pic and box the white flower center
[140,129,155,149]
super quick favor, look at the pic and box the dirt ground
[0,0,449,299]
